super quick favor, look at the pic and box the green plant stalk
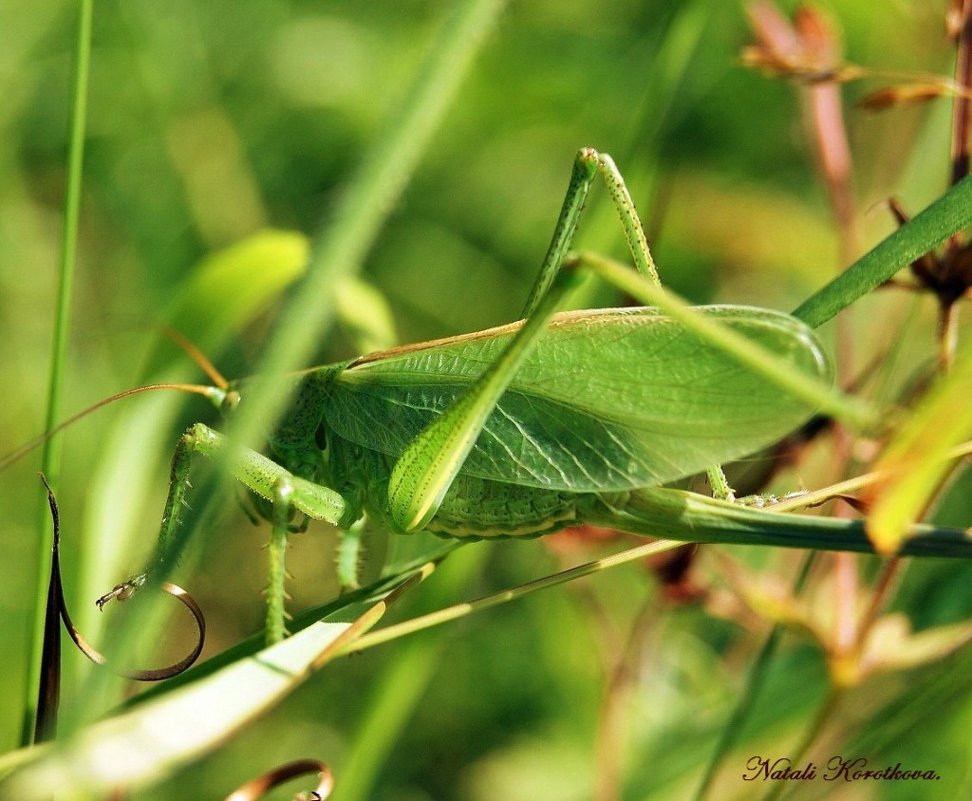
[329,639,444,801]
[329,544,485,801]
[793,174,972,328]
[337,540,686,655]
[228,0,509,458]
[22,0,94,748]
[762,689,842,801]
[577,251,878,431]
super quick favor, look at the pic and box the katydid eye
[222,390,242,414]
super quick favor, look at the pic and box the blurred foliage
[1,0,970,799]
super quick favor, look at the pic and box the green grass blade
[22,0,93,747]
[328,545,485,801]
[865,342,972,552]
[793,175,972,328]
[693,553,817,800]
[329,641,443,801]
[594,488,972,557]
[228,0,509,456]
[341,540,686,655]
[580,252,879,431]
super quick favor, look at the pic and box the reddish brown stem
[950,0,972,187]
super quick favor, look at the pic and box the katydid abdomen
[425,474,582,538]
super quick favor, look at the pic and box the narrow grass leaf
[864,344,972,553]
[580,252,878,431]
[793,175,972,328]
[24,0,94,748]
[231,0,510,456]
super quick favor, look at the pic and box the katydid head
[217,388,242,416]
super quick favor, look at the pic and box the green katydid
[26,148,972,650]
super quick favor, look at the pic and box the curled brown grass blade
[223,759,334,801]
[42,476,206,684]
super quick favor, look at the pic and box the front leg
[98,423,351,644]
[265,478,295,645]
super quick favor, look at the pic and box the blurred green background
[2,0,971,799]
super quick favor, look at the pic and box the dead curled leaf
[42,475,206,683]
[859,82,972,111]
[223,759,334,801]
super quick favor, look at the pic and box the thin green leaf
[24,0,94,748]
[793,175,972,328]
[865,343,972,552]
[340,540,685,655]
[228,0,510,458]
[593,488,972,558]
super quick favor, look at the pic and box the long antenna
[0,383,221,472]
[159,325,229,390]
